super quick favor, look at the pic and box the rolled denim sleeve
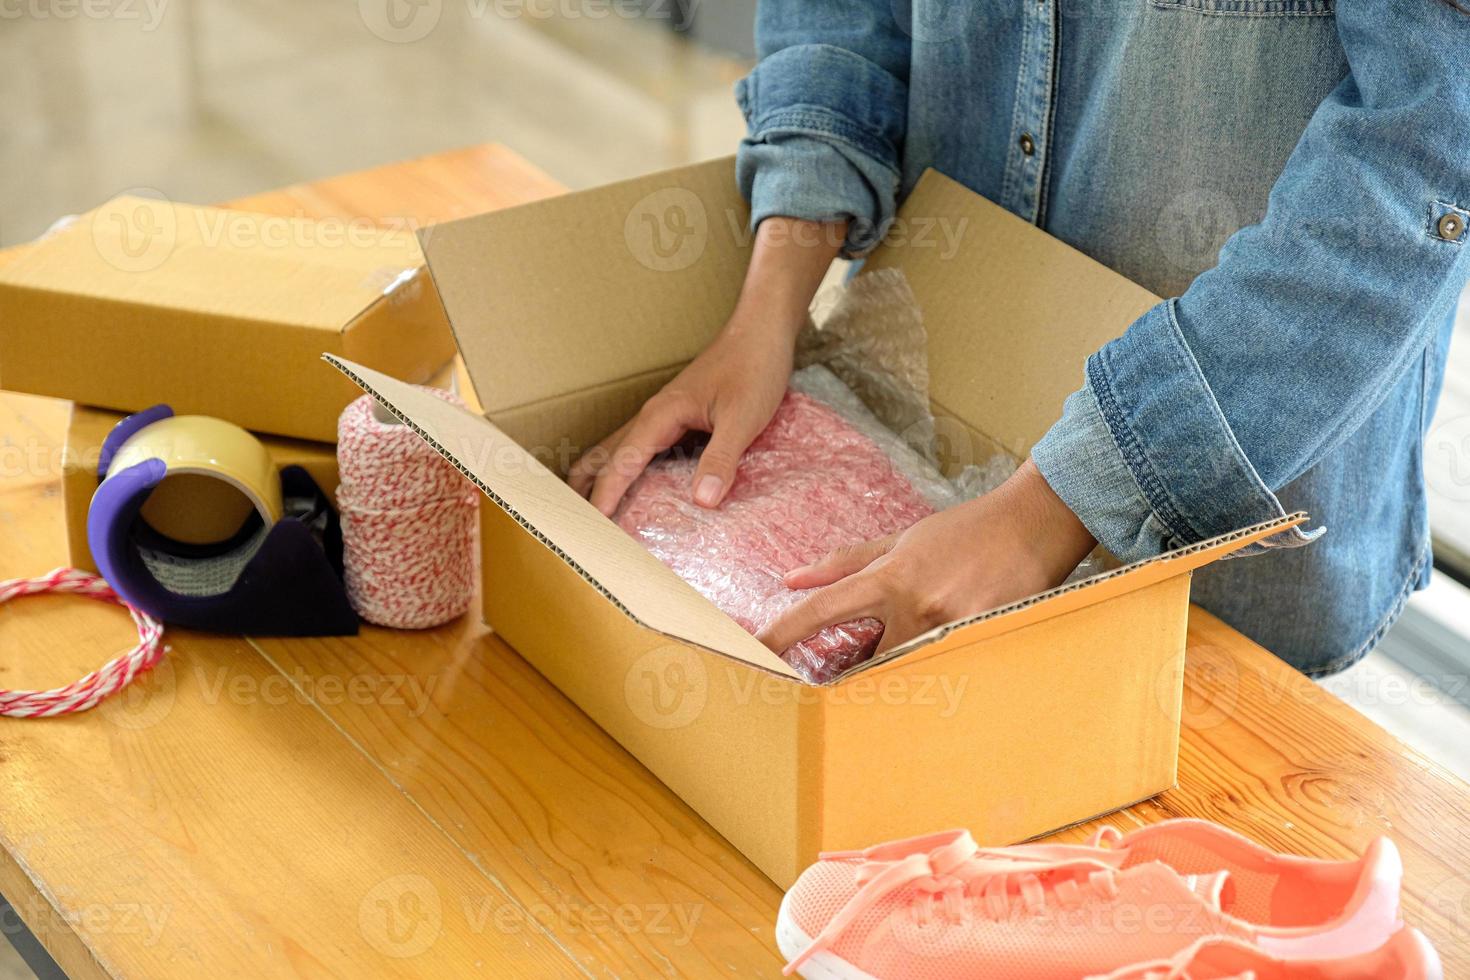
[1035,0,1470,563]
[734,3,911,256]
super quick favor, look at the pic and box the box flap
[0,196,424,332]
[325,356,802,681]
[864,170,1162,458]
[415,157,751,416]
[851,511,1310,679]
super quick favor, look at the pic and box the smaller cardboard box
[0,196,455,442]
[328,159,1305,887]
[60,404,339,575]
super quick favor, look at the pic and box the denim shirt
[733,0,1469,674]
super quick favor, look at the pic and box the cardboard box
[60,404,339,575]
[327,158,1305,887]
[0,196,455,442]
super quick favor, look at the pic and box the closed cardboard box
[329,159,1305,887]
[0,196,456,442]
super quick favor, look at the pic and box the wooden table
[1,145,1467,979]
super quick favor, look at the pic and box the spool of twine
[336,390,478,629]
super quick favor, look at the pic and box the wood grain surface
[0,145,1466,979]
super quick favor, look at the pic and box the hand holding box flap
[323,355,802,680]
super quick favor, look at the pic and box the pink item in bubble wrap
[613,391,936,683]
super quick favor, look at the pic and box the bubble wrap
[613,385,937,683]
[610,269,1106,683]
[789,365,964,510]
[793,268,1022,508]
[798,267,936,462]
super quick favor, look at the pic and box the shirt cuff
[735,135,897,256]
[734,44,905,257]
[1032,300,1322,564]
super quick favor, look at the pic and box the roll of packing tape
[104,414,283,545]
[88,404,359,636]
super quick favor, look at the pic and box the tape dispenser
[88,405,358,635]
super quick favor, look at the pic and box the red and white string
[0,567,166,718]
[336,391,478,630]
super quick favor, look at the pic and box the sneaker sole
[775,889,881,980]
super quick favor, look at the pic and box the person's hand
[569,216,847,516]
[756,459,1098,657]
[568,314,797,515]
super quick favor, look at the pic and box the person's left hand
[756,459,1098,658]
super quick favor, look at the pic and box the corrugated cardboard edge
[324,353,1308,689]
[323,354,804,681]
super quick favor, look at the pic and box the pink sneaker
[776,821,1402,979]
[1086,926,1442,979]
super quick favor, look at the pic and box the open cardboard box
[0,196,455,442]
[327,158,1305,887]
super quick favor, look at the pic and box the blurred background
[0,4,1467,975]
[0,0,756,241]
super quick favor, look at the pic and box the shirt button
[1019,133,1036,156]
[1438,211,1465,241]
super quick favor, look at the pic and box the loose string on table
[0,567,167,718]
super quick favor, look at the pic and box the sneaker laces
[784,826,1130,975]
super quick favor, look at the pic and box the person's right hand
[568,312,797,515]
[569,215,849,517]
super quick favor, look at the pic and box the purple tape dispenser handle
[98,404,174,480]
